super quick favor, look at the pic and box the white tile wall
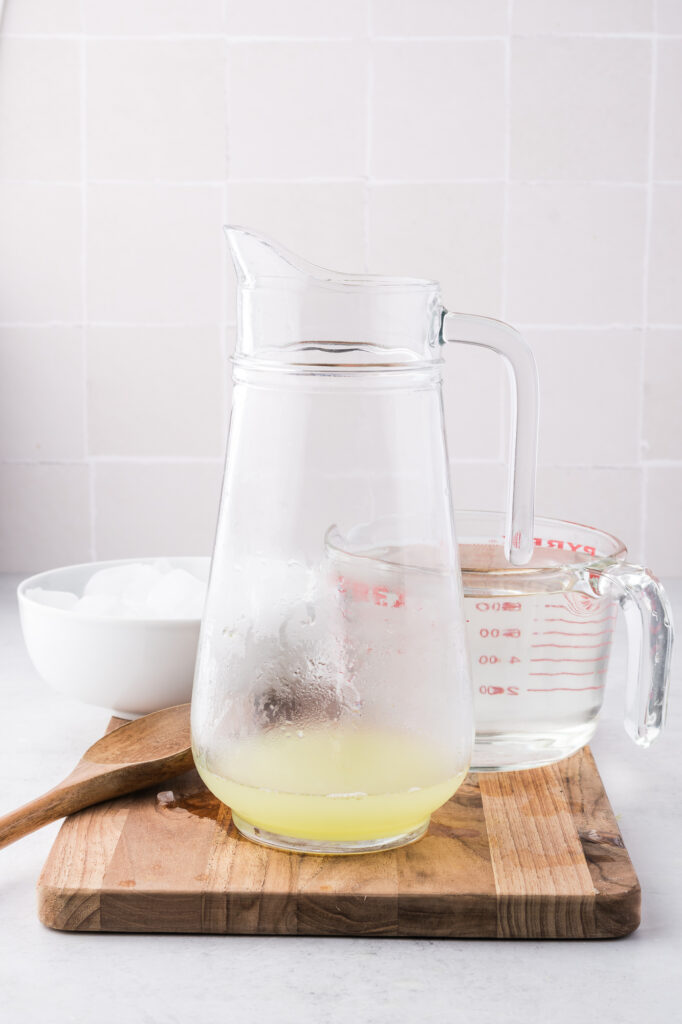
[82,1,225,36]
[0,39,80,179]
[535,467,644,553]
[510,39,650,181]
[371,40,505,180]
[224,0,367,37]
[0,184,82,322]
[506,184,647,324]
[87,40,227,180]
[648,185,682,323]
[226,43,367,178]
[1,0,81,34]
[644,467,682,571]
[527,328,642,465]
[657,0,682,33]
[87,326,225,457]
[0,328,85,460]
[86,184,223,322]
[367,183,504,314]
[371,1,508,38]
[512,0,653,34]
[94,462,223,559]
[653,40,682,179]
[643,330,682,460]
[0,1,680,574]
[0,464,91,572]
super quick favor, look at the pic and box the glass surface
[457,511,673,770]
[191,229,538,852]
[192,360,472,852]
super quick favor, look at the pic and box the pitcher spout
[224,225,442,364]
[225,225,329,286]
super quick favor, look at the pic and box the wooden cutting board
[37,725,640,939]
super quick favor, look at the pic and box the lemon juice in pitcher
[194,728,465,846]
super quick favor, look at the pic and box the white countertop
[1,573,680,1023]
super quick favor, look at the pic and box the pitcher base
[231,814,430,855]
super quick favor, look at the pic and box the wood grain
[479,764,596,938]
[37,740,641,939]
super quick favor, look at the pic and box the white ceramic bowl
[18,557,210,718]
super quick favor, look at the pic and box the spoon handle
[0,777,100,849]
[0,750,195,849]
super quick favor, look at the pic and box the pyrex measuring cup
[458,511,673,771]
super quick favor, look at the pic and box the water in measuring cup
[194,728,465,845]
[461,543,616,769]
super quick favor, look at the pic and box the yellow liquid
[195,729,466,843]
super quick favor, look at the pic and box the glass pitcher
[191,228,539,854]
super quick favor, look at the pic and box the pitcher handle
[441,312,538,565]
[578,562,673,747]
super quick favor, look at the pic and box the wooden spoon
[0,703,192,849]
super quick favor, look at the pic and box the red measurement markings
[479,628,521,638]
[530,655,610,663]
[530,670,606,676]
[479,685,520,696]
[336,575,405,609]
[527,685,605,692]
[532,642,610,649]
[474,601,522,612]
[544,615,617,625]
[532,629,615,637]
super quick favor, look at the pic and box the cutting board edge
[592,877,642,938]
[37,883,102,932]
[36,882,641,939]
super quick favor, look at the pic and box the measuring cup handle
[581,563,673,746]
[440,312,538,566]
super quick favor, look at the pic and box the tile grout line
[221,32,231,441]
[222,31,229,328]
[5,454,680,468]
[3,32,682,42]
[499,1,513,469]
[3,321,682,330]
[639,11,659,562]
[79,7,96,562]
[6,178,677,186]
[363,3,373,273]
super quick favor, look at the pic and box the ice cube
[84,563,163,610]
[75,594,122,617]
[145,569,207,619]
[152,558,173,575]
[26,587,78,610]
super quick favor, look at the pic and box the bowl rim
[17,555,210,627]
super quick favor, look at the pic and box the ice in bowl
[26,560,206,620]
[18,557,210,718]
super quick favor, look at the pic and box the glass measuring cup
[458,511,673,771]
